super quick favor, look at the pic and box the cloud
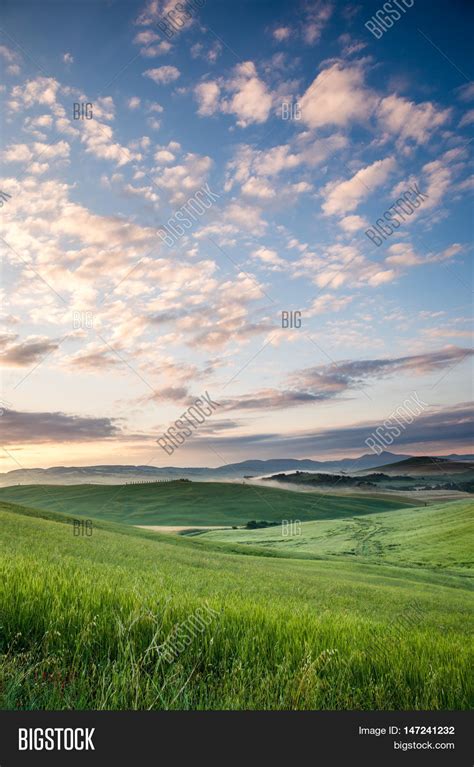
[195,62,273,127]
[252,246,284,265]
[225,135,347,198]
[338,214,368,232]
[241,176,276,199]
[62,52,74,65]
[8,76,60,111]
[222,201,267,235]
[152,150,212,204]
[385,243,423,267]
[144,66,180,85]
[219,347,474,414]
[294,346,474,392]
[195,81,221,116]
[299,62,376,129]
[80,120,141,167]
[191,41,222,63]
[322,157,395,216]
[456,83,474,102]
[135,0,200,34]
[134,30,160,45]
[127,96,141,109]
[294,243,398,289]
[133,25,173,57]
[64,344,121,372]
[302,1,333,44]
[0,44,21,75]
[459,109,474,128]
[223,62,273,127]
[0,409,120,444]
[196,403,474,457]
[271,2,332,46]
[273,26,292,41]
[307,293,353,316]
[390,146,467,216]
[0,334,60,367]
[2,140,70,169]
[376,93,451,145]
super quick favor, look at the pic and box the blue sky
[0,0,472,468]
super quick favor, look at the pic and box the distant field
[0,499,473,710]
[0,481,416,526]
[201,499,474,574]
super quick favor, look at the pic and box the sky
[0,0,473,470]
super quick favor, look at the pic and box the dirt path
[135,524,231,535]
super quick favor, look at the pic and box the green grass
[0,481,416,526]
[201,500,474,574]
[0,498,473,710]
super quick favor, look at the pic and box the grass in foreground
[1,500,472,710]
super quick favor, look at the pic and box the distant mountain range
[1,451,473,486]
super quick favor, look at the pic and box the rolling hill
[201,499,474,573]
[0,480,416,527]
[0,498,472,710]
[370,456,474,476]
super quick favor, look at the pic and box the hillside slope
[371,456,474,475]
[0,500,473,710]
[0,481,415,526]
[202,500,474,573]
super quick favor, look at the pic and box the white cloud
[9,76,60,110]
[2,140,70,166]
[322,157,395,216]
[134,30,160,45]
[154,149,175,164]
[0,45,21,75]
[273,27,292,41]
[147,102,164,113]
[338,214,368,233]
[385,243,423,267]
[299,63,376,129]
[223,202,267,235]
[252,246,283,265]
[377,94,451,145]
[195,62,273,127]
[195,81,221,116]
[80,121,141,167]
[144,66,180,85]
[141,41,173,58]
[153,151,212,204]
[241,176,276,199]
[307,293,353,316]
[223,62,273,127]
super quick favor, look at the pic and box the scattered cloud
[143,66,180,85]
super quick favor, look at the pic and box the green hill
[0,498,472,710]
[0,481,416,526]
[371,456,474,475]
[201,499,474,574]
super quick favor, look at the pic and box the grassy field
[0,480,416,526]
[0,495,473,710]
[201,500,474,574]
